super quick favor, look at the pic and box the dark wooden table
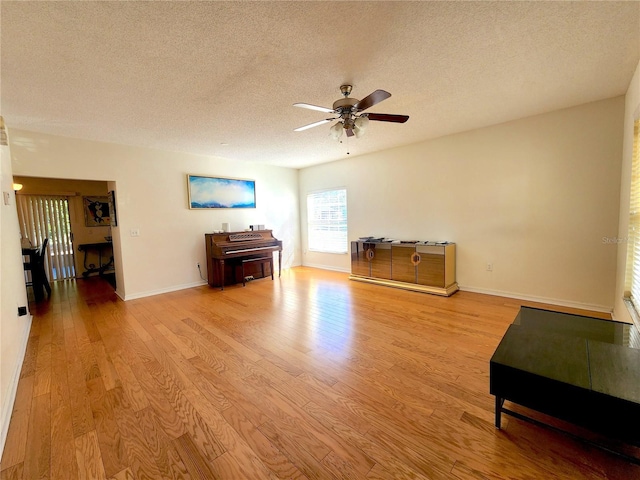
[490,307,640,450]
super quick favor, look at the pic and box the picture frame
[187,174,256,209]
[83,196,111,227]
[108,190,117,227]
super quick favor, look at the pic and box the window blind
[17,194,76,280]
[307,189,348,254]
[626,119,640,309]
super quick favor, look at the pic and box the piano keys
[205,230,282,289]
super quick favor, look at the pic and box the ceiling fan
[293,85,409,139]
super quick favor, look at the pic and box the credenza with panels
[349,238,458,296]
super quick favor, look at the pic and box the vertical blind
[17,194,76,280]
[307,188,348,254]
[627,120,640,309]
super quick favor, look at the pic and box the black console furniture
[78,242,114,277]
[490,307,640,448]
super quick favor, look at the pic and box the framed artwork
[187,174,256,209]
[83,196,111,227]
[108,190,118,226]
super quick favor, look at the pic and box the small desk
[490,307,640,448]
[78,242,114,277]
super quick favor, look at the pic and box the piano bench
[241,256,274,286]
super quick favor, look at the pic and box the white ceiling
[2,1,639,169]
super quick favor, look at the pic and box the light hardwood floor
[1,267,638,479]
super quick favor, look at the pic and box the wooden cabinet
[416,244,456,288]
[350,242,371,277]
[391,243,417,283]
[369,243,392,280]
[350,241,392,279]
[350,240,458,296]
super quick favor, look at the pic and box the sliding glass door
[17,195,76,280]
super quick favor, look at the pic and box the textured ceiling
[2,1,639,169]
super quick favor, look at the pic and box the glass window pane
[307,189,347,254]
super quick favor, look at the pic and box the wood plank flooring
[1,267,639,479]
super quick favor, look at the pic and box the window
[626,119,640,313]
[307,188,348,254]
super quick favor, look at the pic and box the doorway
[13,176,118,292]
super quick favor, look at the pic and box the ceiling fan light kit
[294,84,409,140]
[354,116,369,138]
[329,122,343,140]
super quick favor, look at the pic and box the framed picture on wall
[108,190,117,226]
[187,174,256,209]
[83,196,111,227]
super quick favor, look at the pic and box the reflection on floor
[102,272,116,289]
[26,273,115,307]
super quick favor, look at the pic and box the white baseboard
[0,313,33,459]
[459,285,613,314]
[297,268,611,312]
[117,270,612,314]
[300,263,350,273]
[122,280,207,301]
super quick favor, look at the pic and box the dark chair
[24,238,51,301]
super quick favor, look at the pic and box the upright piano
[205,230,282,289]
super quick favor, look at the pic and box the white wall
[299,97,625,312]
[0,139,31,457]
[9,130,301,299]
[614,59,640,322]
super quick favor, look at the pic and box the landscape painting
[187,174,256,209]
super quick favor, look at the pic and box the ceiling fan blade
[346,128,355,137]
[367,113,409,123]
[354,90,391,111]
[293,103,335,114]
[294,118,333,132]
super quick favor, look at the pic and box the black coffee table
[490,307,640,448]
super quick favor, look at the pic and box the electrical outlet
[486,263,493,272]
[197,262,201,269]
[130,228,140,237]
